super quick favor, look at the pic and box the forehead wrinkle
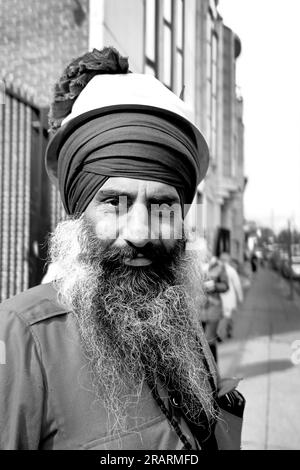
[99,178,180,201]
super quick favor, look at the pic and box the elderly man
[0,48,244,450]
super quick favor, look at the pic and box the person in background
[218,252,244,340]
[250,251,258,274]
[202,257,229,364]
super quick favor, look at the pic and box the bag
[177,340,245,450]
[216,316,232,340]
[179,377,245,450]
[215,378,245,449]
[214,265,229,293]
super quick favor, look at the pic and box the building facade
[192,2,245,262]
[0,0,245,301]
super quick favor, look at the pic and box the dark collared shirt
[0,283,198,450]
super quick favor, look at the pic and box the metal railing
[0,83,64,302]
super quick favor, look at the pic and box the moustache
[100,241,183,269]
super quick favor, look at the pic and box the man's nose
[123,202,150,248]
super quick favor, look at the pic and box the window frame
[144,0,159,77]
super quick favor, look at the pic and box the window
[174,0,184,97]
[232,134,237,177]
[206,11,218,161]
[206,12,213,146]
[211,33,218,160]
[145,0,185,98]
[145,0,158,76]
[163,0,173,88]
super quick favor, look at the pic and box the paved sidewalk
[218,268,300,450]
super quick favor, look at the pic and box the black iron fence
[0,84,64,302]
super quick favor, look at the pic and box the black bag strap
[144,335,220,450]
[145,369,193,450]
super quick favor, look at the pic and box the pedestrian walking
[218,252,244,340]
[202,257,229,363]
[250,251,258,273]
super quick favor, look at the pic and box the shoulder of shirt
[0,283,70,326]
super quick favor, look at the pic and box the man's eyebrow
[95,190,134,199]
[96,189,180,204]
[148,194,180,204]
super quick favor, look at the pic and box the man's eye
[103,198,129,212]
[102,197,119,207]
[160,203,172,209]
[104,198,119,206]
[157,203,174,213]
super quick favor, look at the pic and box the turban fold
[46,106,204,215]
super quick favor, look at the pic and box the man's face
[49,181,214,434]
[84,177,183,267]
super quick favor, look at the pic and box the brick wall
[0,0,90,299]
[0,0,89,106]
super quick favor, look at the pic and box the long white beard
[49,215,217,436]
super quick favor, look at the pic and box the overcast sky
[218,0,300,233]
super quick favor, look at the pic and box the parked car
[281,256,300,280]
[291,256,300,280]
[270,251,284,271]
